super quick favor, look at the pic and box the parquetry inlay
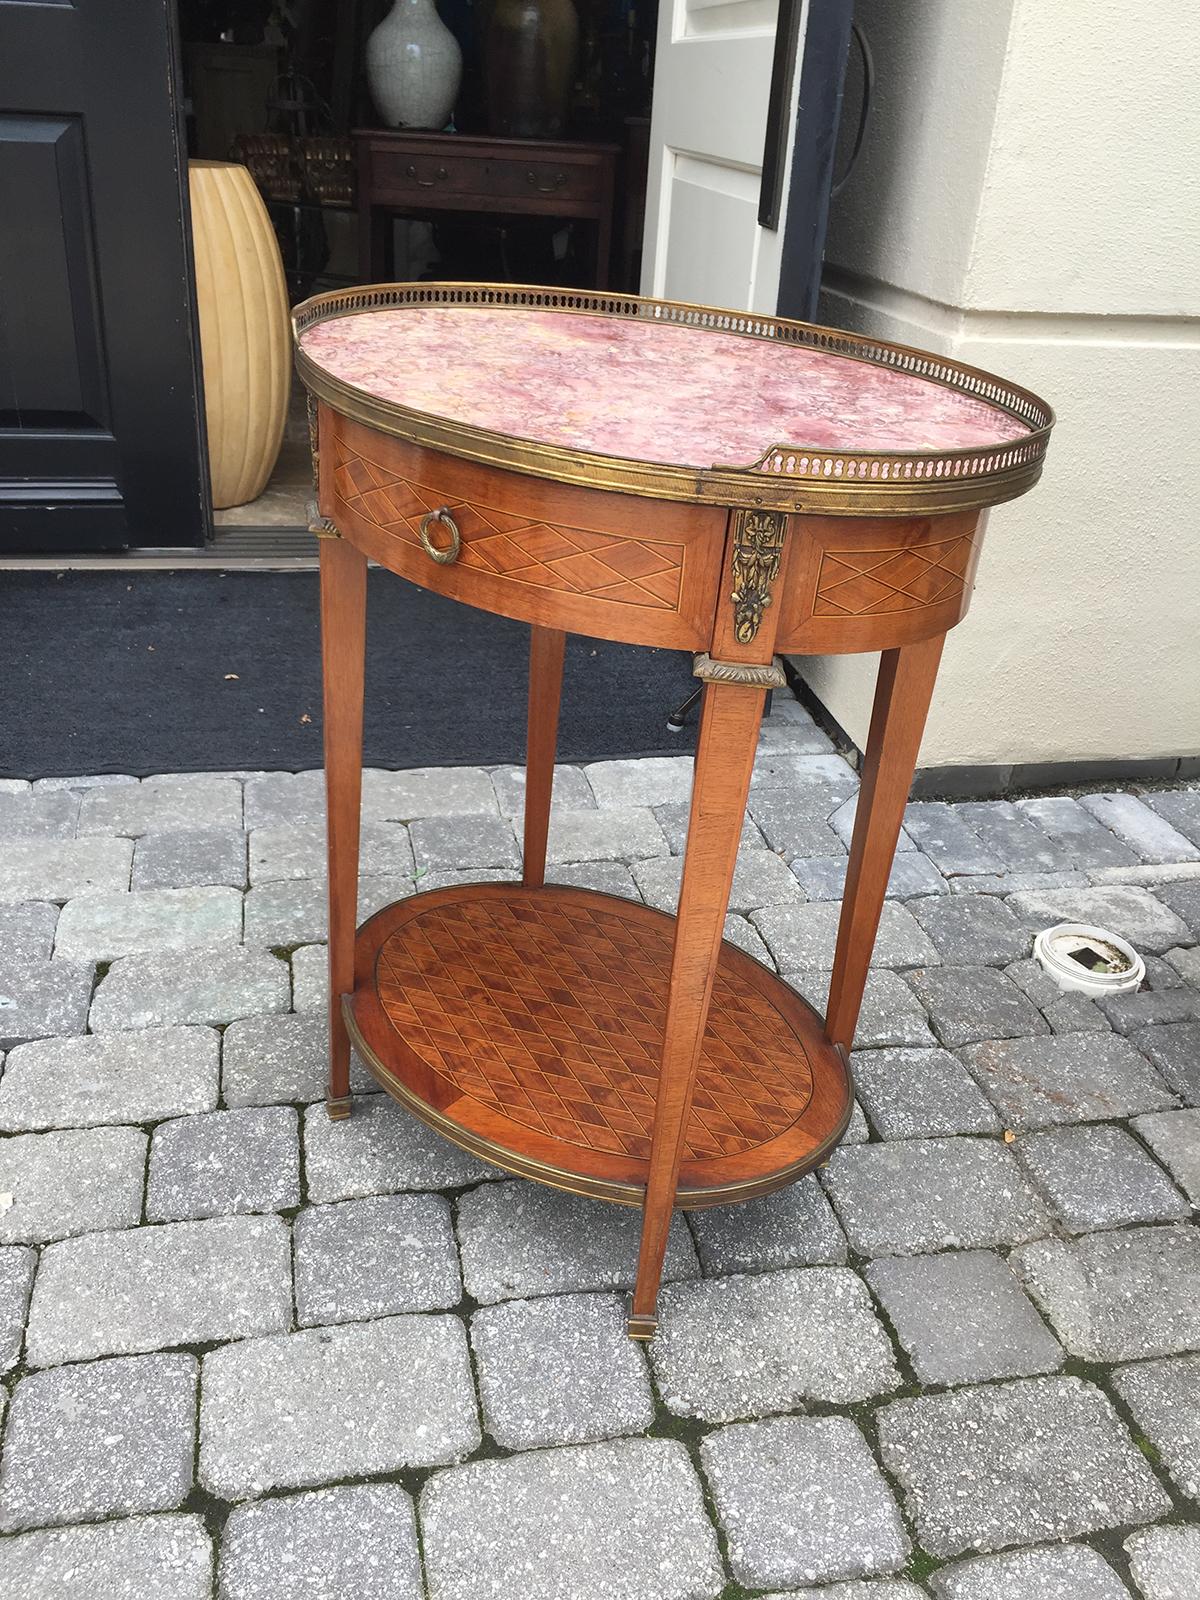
[813,532,976,616]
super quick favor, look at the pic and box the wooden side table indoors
[354,131,619,288]
[294,284,1054,1338]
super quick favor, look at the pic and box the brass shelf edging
[342,991,853,1211]
[292,282,1054,519]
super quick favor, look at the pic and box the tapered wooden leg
[320,536,368,1118]
[522,626,566,889]
[629,681,767,1336]
[826,632,946,1053]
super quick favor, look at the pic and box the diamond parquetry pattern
[813,532,975,616]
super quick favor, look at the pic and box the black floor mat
[0,569,700,779]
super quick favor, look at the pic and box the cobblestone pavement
[1,702,1199,1598]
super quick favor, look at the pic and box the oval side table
[294,284,1054,1338]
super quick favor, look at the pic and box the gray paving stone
[288,941,326,1010]
[1088,861,1200,888]
[55,884,242,960]
[547,859,641,899]
[0,1025,220,1131]
[248,819,413,885]
[471,1291,655,1450]
[89,944,289,1031]
[1157,877,1200,940]
[1013,1224,1200,1360]
[0,1512,212,1600]
[294,1192,461,1324]
[362,764,499,820]
[722,912,776,965]
[200,1314,480,1499]
[222,1010,376,1106]
[652,1267,899,1421]
[822,1137,1049,1257]
[241,872,413,945]
[219,1483,422,1600]
[902,802,1003,876]
[456,1178,698,1303]
[956,800,1074,873]
[1124,1527,1200,1600]
[1094,984,1195,1032]
[544,806,669,864]
[147,1106,299,1221]
[1149,789,1200,848]
[701,1415,908,1590]
[490,761,596,814]
[845,1097,870,1142]
[1006,883,1192,955]
[755,708,835,753]
[32,772,138,792]
[1131,1020,1200,1104]
[1132,1108,1200,1202]
[851,1047,1001,1138]
[415,867,516,893]
[304,1096,497,1200]
[633,848,803,914]
[78,777,242,836]
[864,1250,1062,1385]
[960,1033,1177,1128]
[0,956,95,1046]
[828,792,916,851]
[421,1437,723,1600]
[0,1352,196,1531]
[1017,793,1141,869]
[132,827,248,890]
[930,1544,1133,1599]
[654,799,764,855]
[950,868,1091,897]
[410,813,520,872]
[754,901,939,970]
[1113,1354,1200,1504]
[904,965,1048,1047]
[1167,943,1200,987]
[792,850,948,902]
[761,1585,926,1600]
[0,777,30,793]
[908,894,1032,965]
[750,750,859,798]
[585,755,694,808]
[1080,792,1200,863]
[243,769,326,830]
[25,1214,292,1367]
[0,788,79,840]
[688,1174,847,1274]
[0,900,58,961]
[878,1375,1167,1557]
[1018,1123,1188,1230]
[0,835,132,904]
[785,968,936,1048]
[0,1244,35,1372]
[745,790,847,860]
[0,1125,145,1244]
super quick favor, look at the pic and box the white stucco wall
[798,0,1200,770]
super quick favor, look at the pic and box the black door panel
[0,0,207,551]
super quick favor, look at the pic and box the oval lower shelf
[346,882,852,1208]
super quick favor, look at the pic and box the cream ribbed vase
[189,160,289,509]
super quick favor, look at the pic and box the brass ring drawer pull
[419,507,461,564]
[407,163,448,187]
[526,170,568,193]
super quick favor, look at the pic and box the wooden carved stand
[296,284,1053,1339]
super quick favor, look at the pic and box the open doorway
[175,0,658,549]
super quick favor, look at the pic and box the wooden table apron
[298,286,1052,1337]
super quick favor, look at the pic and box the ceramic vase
[188,160,289,510]
[366,0,463,131]
[485,0,580,138]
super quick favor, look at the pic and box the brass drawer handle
[407,163,448,188]
[526,169,567,193]
[419,507,461,564]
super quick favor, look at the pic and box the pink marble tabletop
[300,304,1030,469]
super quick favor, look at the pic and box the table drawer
[322,414,725,651]
[365,148,606,207]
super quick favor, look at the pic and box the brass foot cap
[626,1312,658,1341]
[326,1096,353,1122]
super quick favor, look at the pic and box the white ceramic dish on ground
[1033,922,1145,998]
